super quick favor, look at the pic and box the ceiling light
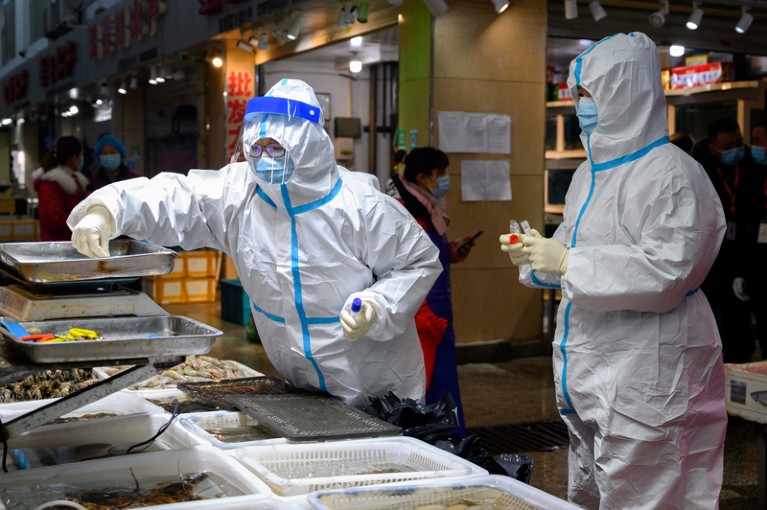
[257,33,269,50]
[357,2,369,22]
[492,0,509,14]
[155,65,165,83]
[129,76,138,89]
[286,15,301,41]
[349,59,362,73]
[588,1,606,21]
[148,66,158,85]
[1,118,13,126]
[564,0,578,19]
[117,80,127,95]
[735,6,753,34]
[669,45,685,57]
[649,0,669,28]
[686,2,703,30]
[205,49,224,68]
[237,38,253,52]
[423,0,449,17]
[69,105,78,115]
[350,36,363,48]
[248,33,259,47]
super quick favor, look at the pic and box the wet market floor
[165,302,762,509]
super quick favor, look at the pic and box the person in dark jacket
[88,135,140,193]
[693,117,761,362]
[387,147,475,434]
[32,136,88,241]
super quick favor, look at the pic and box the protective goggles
[249,143,286,159]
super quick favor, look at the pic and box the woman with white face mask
[88,135,140,193]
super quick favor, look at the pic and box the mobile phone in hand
[457,230,484,252]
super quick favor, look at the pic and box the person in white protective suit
[499,33,727,509]
[67,78,442,407]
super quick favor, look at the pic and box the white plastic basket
[307,474,581,510]
[179,410,287,449]
[0,446,272,510]
[7,412,200,470]
[233,436,488,496]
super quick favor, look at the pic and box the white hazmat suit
[68,79,441,407]
[519,33,727,509]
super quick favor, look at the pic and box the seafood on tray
[97,355,257,390]
[0,368,97,402]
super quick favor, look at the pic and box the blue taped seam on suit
[558,301,576,415]
[251,301,285,323]
[531,271,561,289]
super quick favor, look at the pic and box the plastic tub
[179,410,287,449]
[234,436,488,496]
[0,446,272,510]
[307,474,581,510]
[6,412,200,470]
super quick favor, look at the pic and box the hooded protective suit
[68,79,441,407]
[519,34,727,509]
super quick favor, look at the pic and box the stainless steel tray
[0,240,179,283]
[0,316,221,363]
[226,393,402,441]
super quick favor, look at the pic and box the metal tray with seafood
[0,316,221,363]
[0,240,178,284]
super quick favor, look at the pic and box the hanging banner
[225,61,254,161]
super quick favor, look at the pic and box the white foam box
[307,474,581,510]
[0,389,165,423]
[725,361,767,424]
[0,446,273,509]
[6,412,201,471]
[233,436,488,497]
[179,410,288,449]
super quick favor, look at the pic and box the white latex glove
[522,234,569,275]
[71,205,115,258]
[340,299,378,341]
[733,277,750,302]
[499,229,542,266]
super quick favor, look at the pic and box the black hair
[403,147,449,183]
[670,131,694,154]
[40,136,82,171]
[707,117,741,140]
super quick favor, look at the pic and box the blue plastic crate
[221,279,251,325]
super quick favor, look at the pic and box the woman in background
[88,135,140,193]
[33,136,87,241]
[388,147,475,434]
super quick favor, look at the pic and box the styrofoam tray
[179,411,287,449]
[307,474,580,510]
[0,447,273,510]
[233,436,488,496]
[0,388,165,422]
[7,412,200,470]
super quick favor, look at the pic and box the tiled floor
[165,302,762,509]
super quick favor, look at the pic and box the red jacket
[33,166,88,241]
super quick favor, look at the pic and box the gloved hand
[71,205,115,258]
[340,299,378,341]
[733,277,750,302]
[522,234,569,274]
[499,229,542,266]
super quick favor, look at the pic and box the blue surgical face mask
[429,175,450,198]
[100,154,121,172]
[576,97,599,136]
[751,146,767,166]
[250,154,295,184]
[719,146,745,166]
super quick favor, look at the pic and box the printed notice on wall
[461,160,512,201]
[438,111,512,154]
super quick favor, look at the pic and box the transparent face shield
[229,96,323,185]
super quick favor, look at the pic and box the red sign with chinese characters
[39,41,77,88]
[226,70,254,159]
[89,0,165,61]
[4,69,29,104]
